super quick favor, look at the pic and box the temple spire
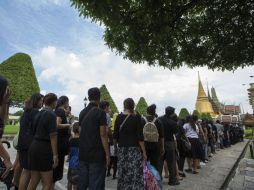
[195,73,215,116]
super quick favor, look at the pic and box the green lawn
[4,125,19,135]
[245,128,254,140]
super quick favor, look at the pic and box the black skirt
[19,150,29,170]
[28,140,53,171]
[187,138,202,159]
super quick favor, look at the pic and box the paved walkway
[0,140,248,189]
[227,145,254,190]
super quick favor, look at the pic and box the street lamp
[84,97,88,108]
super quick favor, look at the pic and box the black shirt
[34,108,57,142]
[158,115,178,142]
[18,108,39,151]
[0,117,3,139]
[79,102,107,163]
[113,113,144,147]
[69,138,79,148]
[55,108,69,139]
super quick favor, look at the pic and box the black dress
[28,108,57,171]
[18,108,39,169]
[53,108,70,182]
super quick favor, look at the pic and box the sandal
[193,171,199,174]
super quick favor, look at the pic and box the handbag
[143,162,161,190]
[181,135,191,151]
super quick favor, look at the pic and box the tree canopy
[193,110,201,119]
[100,84,119,113]
[71,0,254,70]
[135,97,148,116]
[179,108,190,120]
[0,53,40,107]
[201,113,213,121]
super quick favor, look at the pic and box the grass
[245,128,254,140]
[4,125,19,135]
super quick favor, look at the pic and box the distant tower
[195,73,215,116]
[207,84,220,114]
[211,87,223,112]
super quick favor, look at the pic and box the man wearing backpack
[158,106,180,186]
[142,104,164,172]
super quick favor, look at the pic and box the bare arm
[100,125,110,165]
[56,117,70,129]
[50,134,58,168]
[160,138,165,155]
[139,141,147,160]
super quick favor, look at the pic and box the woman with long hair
[0,76,13,179]
[53,96,71,186]
[27,93,58,190]
[18,93,44,190]
[113,98,147,190]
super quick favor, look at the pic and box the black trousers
[145,142,160,171]
[177,155,185,172]
[107,156,117,177]
[159,141,177,183]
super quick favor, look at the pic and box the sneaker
[200,162,206,166]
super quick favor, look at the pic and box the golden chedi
[195,74,215,116]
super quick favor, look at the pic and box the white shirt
[183,123,199,138]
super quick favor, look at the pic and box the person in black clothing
[176,118,188,178]
[141,104,164,172]
[53,96,71,185]
[27,93,58,190]
[106,127,117,180]
[77,87,110,190]
[0,76,13,187]
[158,106,179,186]
[18,93,44,190]
[113,98,146,190]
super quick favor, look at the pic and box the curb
[220,140,250,190]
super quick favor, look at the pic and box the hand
[143,152,147,161]
[160,148,165,156]
[106,155,110,167]
[2,159,13,179]
[53,155,58,168]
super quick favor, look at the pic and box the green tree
[13,110,24,116]
[179,108,190,120]
[200,113,213,121]
[135,97,148,116]
[192,110,201,119]
[0,53,40,107]
[71,0,254,71]
[100,84,119,113]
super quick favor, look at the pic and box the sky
[0,0,253,116]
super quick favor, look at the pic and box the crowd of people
[0,75,244,190]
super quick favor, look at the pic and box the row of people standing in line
[0,75,244,190]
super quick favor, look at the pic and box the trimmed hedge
[0,53,40,107]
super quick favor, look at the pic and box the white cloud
[32,45,254,116]
[16,0,67,9]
